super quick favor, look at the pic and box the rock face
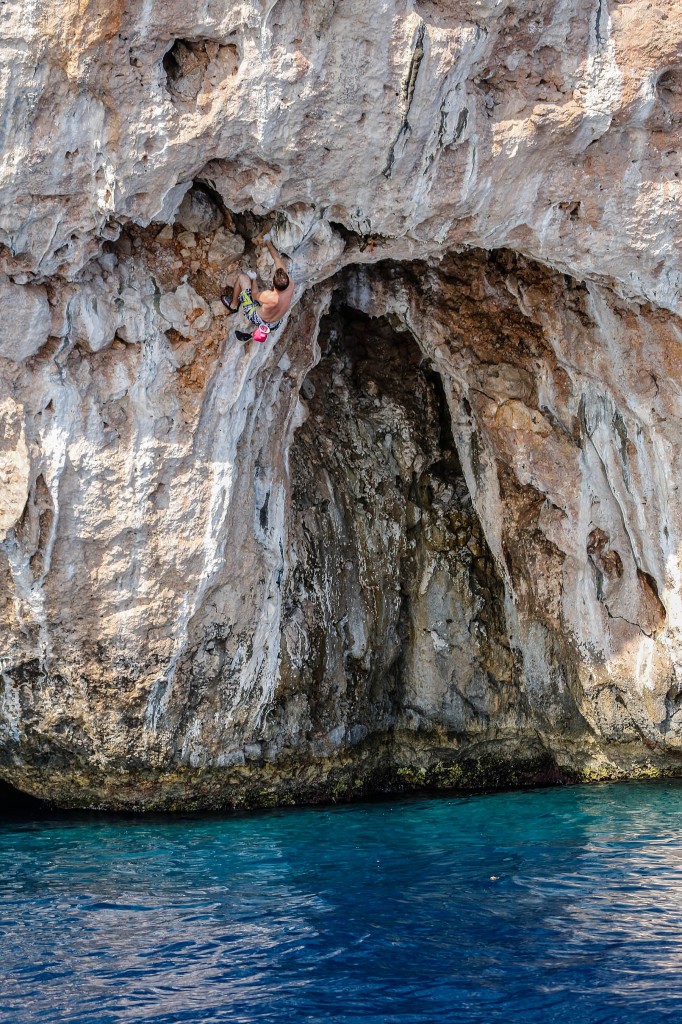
[0,0,681,807]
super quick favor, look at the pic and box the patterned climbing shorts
[239,289,283,331]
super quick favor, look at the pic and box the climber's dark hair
[273,268,290,291]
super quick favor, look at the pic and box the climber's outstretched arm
[263,237,287,271]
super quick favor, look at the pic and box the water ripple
[3,781,682,1022]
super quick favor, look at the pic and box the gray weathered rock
[207,228,245,267]
[0,398,29,539]
[0,279,50,362]
[68,274,122,353]
[159,283,212,337]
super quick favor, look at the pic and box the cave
[274,297,528,777]
[0,780,49,815]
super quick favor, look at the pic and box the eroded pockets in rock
[162,37,241,105]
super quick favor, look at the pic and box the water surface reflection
[2,781,682,1022]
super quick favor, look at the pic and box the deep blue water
[2,781,682,1023]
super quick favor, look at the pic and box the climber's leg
[221,273,252,313]
[238,288,265,326]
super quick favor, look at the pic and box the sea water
[2,780,682,1023]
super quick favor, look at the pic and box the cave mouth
[0,779,51,816]
[276,296,516,756]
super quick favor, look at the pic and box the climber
[221,235,294,341]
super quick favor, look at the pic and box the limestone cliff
[1,0,681,808]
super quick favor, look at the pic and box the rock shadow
[275,299,522,758]
[0,779,50,816]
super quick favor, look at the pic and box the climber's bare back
[254,277,294,322]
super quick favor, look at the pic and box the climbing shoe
[221,295,238,313]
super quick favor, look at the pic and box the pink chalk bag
[252,324,270,343]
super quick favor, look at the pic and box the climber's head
[273,268,290,292]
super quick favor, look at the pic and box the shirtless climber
[221,235,294,341]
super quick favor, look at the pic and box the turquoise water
[2,781,682,1023]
